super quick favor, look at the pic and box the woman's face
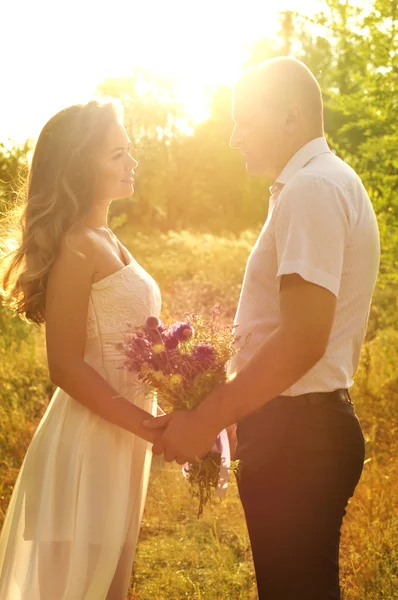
[95,121,138,203]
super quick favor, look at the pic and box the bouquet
[121,305,240,516]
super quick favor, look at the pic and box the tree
[0,141,31,214]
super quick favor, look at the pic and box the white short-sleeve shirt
[228,137,380,396]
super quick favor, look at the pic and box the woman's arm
[45,231,161,444]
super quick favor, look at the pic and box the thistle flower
[169,322,194,342]
[146,316,160,330]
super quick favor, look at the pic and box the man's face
[230,77,287,177]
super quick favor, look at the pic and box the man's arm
[196,273,337,432]
[146,273,337,461]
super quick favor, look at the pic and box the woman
[0,100,163,599]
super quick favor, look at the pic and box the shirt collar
[275,137,331,187]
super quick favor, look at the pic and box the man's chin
[245,161,268,176]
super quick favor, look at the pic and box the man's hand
[226,424,237,460]
[144,409,220,464]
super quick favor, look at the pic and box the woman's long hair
[0,99,122,325]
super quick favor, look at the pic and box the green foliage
[0,332,53,520]
[1,3,396,284]
[119,228,257,320]
[0,141,30,214]
[296,0,398,285]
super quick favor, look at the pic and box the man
[145,57,380,599]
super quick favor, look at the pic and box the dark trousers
[236,390,365,600]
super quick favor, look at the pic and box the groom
[146,57,380,599]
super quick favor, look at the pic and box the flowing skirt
[0,364,156,600]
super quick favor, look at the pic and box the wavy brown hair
[0,99,122,325]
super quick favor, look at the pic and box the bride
[0,99,166,599]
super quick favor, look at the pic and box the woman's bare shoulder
[48,227,99,288]
[60,226,98,261]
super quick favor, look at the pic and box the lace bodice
[85,256,161,365]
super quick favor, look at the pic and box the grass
[129,459,256,600]
[1,228,397,599]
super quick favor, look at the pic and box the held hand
[144,409,219,464]
[144,413,188,463]
[140,412,168,445]
[226,424,237,460]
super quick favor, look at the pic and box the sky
[1,0,326,143]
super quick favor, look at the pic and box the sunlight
[1,0,326,142]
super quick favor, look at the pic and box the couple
[0,57,380,600]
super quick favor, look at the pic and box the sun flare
[2,0,325,142]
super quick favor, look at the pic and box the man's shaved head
[238,57,323,130]
[230,57,324,177]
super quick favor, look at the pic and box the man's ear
[284,104,301,133]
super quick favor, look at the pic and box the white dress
[0,249,162,599]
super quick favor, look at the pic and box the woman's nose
[128,155,138,169]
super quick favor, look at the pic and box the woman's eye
[113,153,123,160]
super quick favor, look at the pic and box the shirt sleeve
[273,175,350,298]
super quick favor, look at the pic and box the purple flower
[171,344,217,385]
[164,333,180,351]
[191,343,217,367]
[145,317,164,344]
[169,322,194,342]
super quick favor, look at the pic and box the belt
[278,388,352,407]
